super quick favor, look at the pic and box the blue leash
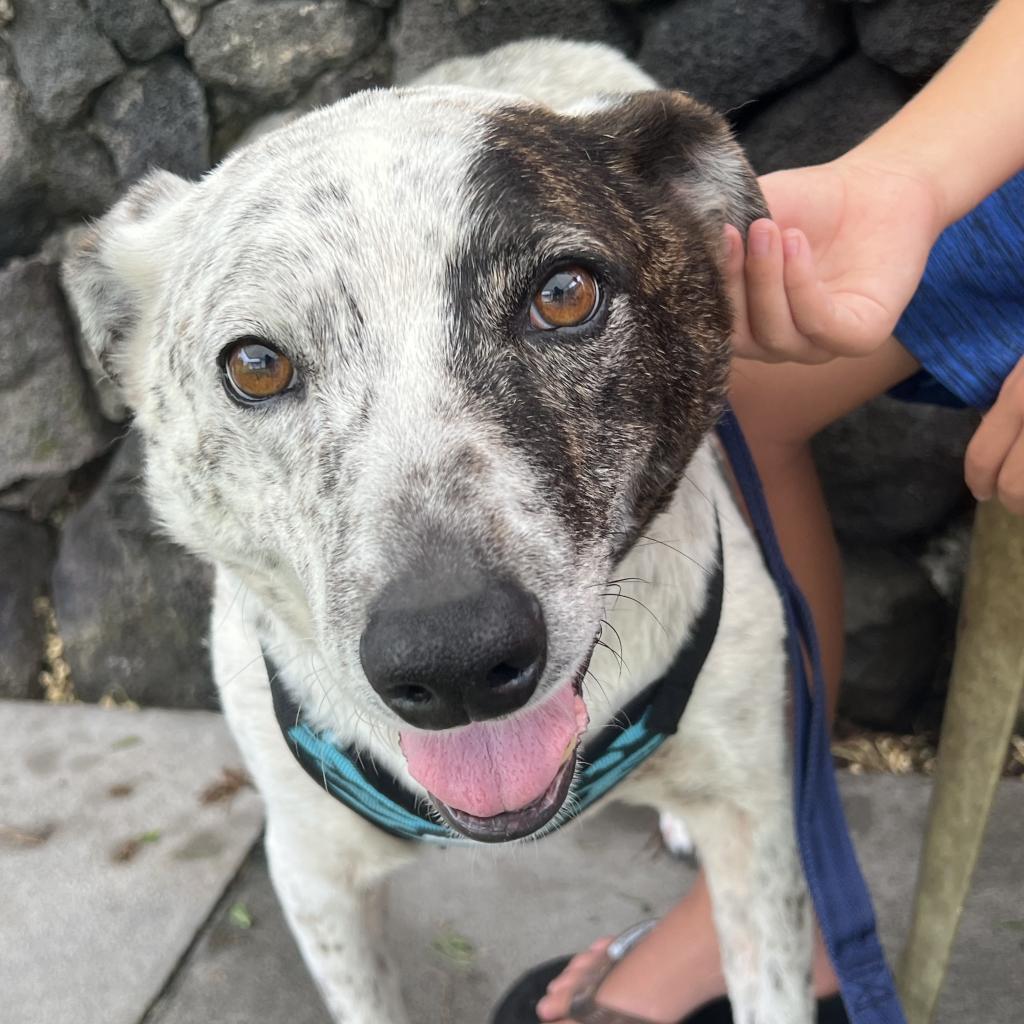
[716,409,906,1024]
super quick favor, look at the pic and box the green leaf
[229,901,253,929]
[431,924,476,966]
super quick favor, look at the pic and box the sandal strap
[567,920,663,1024]
[570,1003,663,1024]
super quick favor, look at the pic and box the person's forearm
[848,0,1024,229]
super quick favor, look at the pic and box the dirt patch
[199,767,252,805]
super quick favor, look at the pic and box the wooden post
[897,501,1024,1023]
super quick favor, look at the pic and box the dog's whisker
[681,470,715,510]
[598,618,626,662]
[583,667,612,710]
[636,534,715,581]
[597,590,670,638]
[594,638,627,679]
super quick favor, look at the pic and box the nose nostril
[486,663,524,690]
[392,684,434,707]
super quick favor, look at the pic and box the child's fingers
[778,229,837,345]
[724,225,758,359]
[996,429,1024,515]
[964,362,1024,502]
[743,220,827,364]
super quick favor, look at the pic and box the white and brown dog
[65,39,812,1024]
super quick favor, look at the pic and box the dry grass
[34,595,75,703]
[833,725,1024,779]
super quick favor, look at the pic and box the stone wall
[0,0,992,728]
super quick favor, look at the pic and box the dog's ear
[572,90,768,235]
[63,170,193,410]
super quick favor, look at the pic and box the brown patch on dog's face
[447,92,765,558]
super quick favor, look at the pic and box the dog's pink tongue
[399,683,587,817]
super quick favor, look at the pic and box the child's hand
[965,355,1024,514]
[726,158,944,365]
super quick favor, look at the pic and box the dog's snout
[359,568,546,730]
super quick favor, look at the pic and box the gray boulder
[854,0,991,79]
[0,512,53,700]
[0,62,50,258]
[211,42,395,160]
[188,0,384,104]
[4,0,123,125]
[160,0,201,39]
[838,546,949,730]
[45,128,119,218]
[85,0,181,62]
[0,258,114,494]
[52,433,217,710]
[93,57,210,186]
[813,395,978,545]
[638,0,850,112]
[299,42,394,110]
[391,0,632,83]
[740,54,913,174]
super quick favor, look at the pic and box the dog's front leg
[265,809,412,1024]
[687,799,814,1024]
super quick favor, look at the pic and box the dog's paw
[658,811,699,865]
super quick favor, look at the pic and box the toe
[538,938,613,1020]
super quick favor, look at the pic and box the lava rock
[918,509,973,606]
[212,43,395,159]
[638,0,851,112]
[740,54,912,173]
[160,0,201,38]
[52,433,217,710]
[0,512,53,700]
[45,128,119,218]
[854,0,991,79]
[0,64,50,258]
[188,0,384,105]
[4,0,123,125]
[391,0,633,83]
[838,546,948,730]
[813,395,978,546]
[85,0,180,61]
[93,56,210,186]
[0,258,114,492]
[299,42,394,110]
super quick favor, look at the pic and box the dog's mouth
[398,653,593,843]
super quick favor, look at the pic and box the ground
[1,700,1021,1024]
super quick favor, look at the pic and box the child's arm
[728,0,1024,364]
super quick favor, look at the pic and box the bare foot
[535,875,840,1023]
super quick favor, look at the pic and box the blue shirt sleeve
[895,169,1024,409]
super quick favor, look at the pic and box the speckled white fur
[65,39,813,1024]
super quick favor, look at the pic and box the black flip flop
[491,922,850,1024]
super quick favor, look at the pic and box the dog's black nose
[359,567,546,730]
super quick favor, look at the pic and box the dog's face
[65,85,763,841]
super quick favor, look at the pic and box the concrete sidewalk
[2,700,1022,1024]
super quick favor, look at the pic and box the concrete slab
[144,848,332,1024]
[0,701,264,1024]
[147,774,1024,1023]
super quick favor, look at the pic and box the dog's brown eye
[223,339,295,402]
[530,266,600,330]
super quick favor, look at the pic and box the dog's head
[65,84,764,841]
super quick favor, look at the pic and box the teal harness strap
[266,524,724,845]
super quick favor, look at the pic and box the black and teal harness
[265,410,907,1024]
